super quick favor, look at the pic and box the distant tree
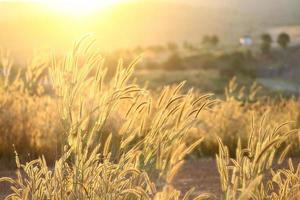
[210,35,219,47]
[183,41,198,53]
[202,35,219,47]
[260,33,272,54]
[277,32,290,49]
[261,33,272,44]
[147,45,165,53]
[167,42,178,52]
[163,53,184,70]
[202,35,211,46]
[277,33,291,71]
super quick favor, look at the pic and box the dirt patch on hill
[173,159,221,198]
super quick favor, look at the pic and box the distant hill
[92,0,300,45]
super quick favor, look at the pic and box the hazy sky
[0,0,299,61]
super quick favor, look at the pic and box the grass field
[1,0,300,198]
[0,37,300,199]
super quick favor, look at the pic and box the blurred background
[1,0,300,94]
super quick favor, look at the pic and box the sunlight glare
[46,0,123,16]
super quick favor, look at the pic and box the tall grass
[216,113,297,199]
[0,37,212,199]
[195,78,300,157]
[0,49,61,166]
[0,37,300,199]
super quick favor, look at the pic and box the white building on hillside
[240,35,253,46]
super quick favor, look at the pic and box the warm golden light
[45,0,123,16]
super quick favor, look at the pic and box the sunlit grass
[0,37,299,199]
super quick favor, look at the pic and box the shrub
[277,32,290,49]
[260,33,273,54]
[163,53,185,70]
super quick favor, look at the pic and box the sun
[45,0,122,16]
